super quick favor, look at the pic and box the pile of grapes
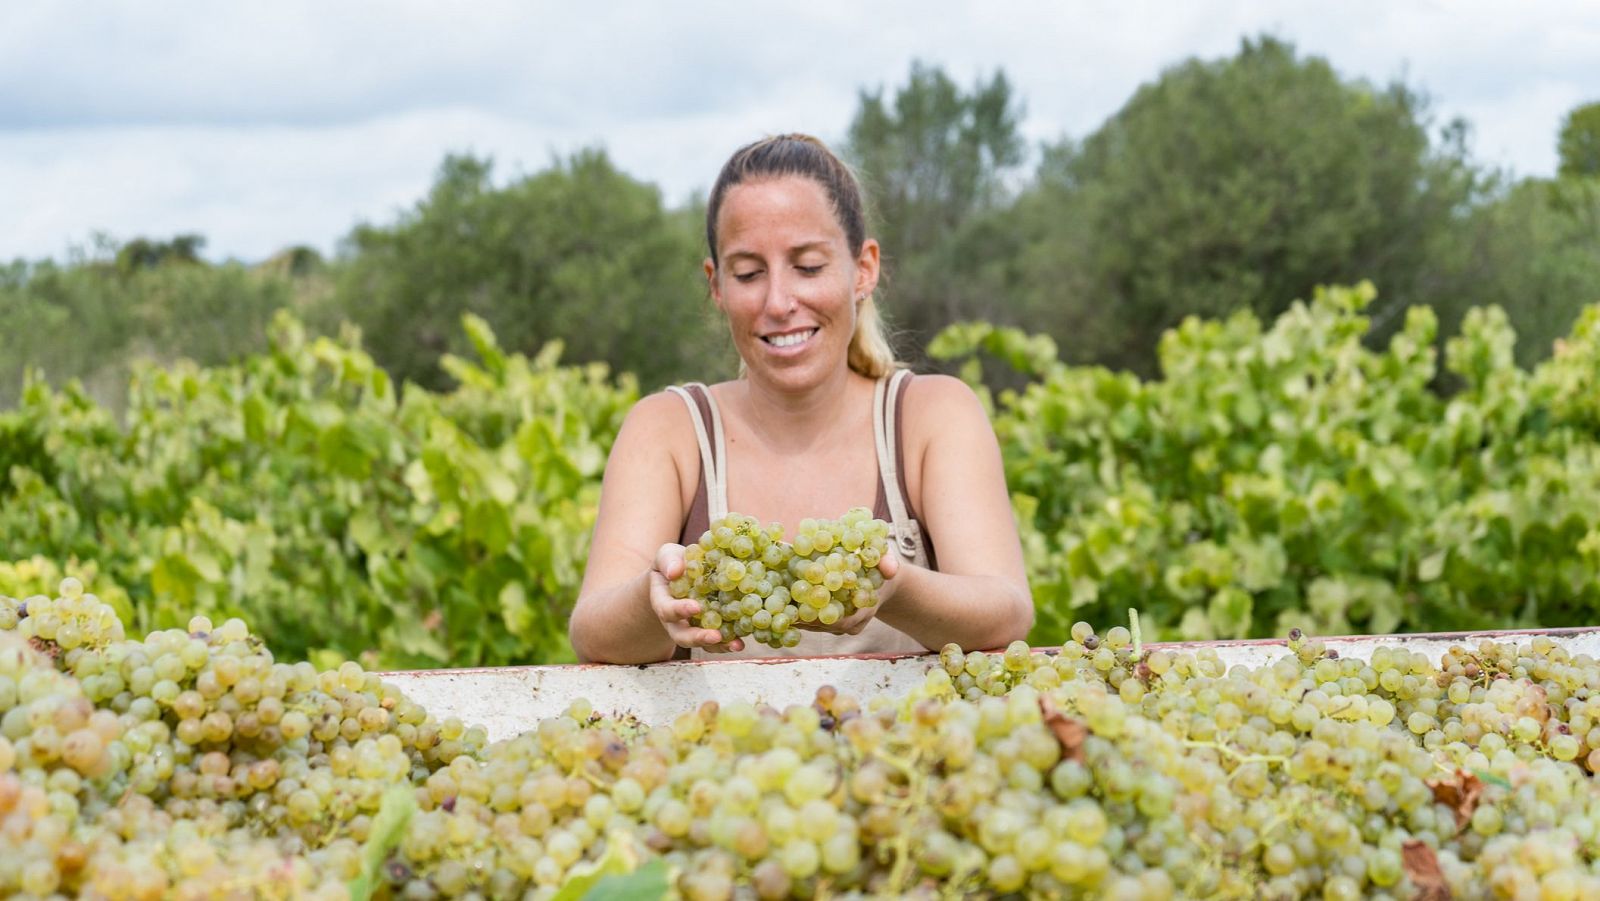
[670,508,891,648]
[7,579,1600,899]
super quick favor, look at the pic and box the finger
[656,600,703,623]
[655,543,686,579]
[652,596,700,623]
[650,576,701,623]
[839,612,873,635]
[877,552,899,579]
[699,638,746,654]
[691,634,744,653]
[666,623,727,648]
[689,629,729,647]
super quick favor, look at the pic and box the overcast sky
[3,1,1596,263]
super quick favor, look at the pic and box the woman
[569,134,1030,664]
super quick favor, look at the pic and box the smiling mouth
[762,328,818,348]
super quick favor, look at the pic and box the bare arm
[569,393,741,663]
[872,375,1033,651]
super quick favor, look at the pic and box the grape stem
[1129,608,1142,659]
[871,746,925,895]
[1182,739,1289,767]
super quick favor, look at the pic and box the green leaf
[151,555,196,603]
[403,459,436,504]
[1179,607,1215,641]
[462,312,508,376]
[1473,769,1513,791]
[581,860,670,901]
[500,581,533,638]
[466,501,512,556]
[551,835,654,901]
[347,785,416,901]
[1362,582,1404,636]
[1208,587,1253,639]
[349,509,387,555]
[484,466,519,507]
[187,550,224,585]
[1417,550,1447,583]
[1232,536,1287,593]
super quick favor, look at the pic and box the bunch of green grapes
[672,508,892,649]
[903,627,1600,900]
[1,576,125,649]
[0,577,482,900]
[19,568,1600,899]
[673,513,800,649]
[784,507,890,630]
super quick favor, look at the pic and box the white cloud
[1,0,1596,261]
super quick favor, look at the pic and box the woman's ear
[854,239,881,301]
[704,257,725,312]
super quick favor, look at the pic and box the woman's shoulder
[901,372,985,418]
[899,372,992,454]
[616,387,704,446]
[610,388,705,510]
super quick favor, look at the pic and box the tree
[1558,101,1600,179]
[844,62,1027,355]
[1009,36,1486,373]
[115,234,207,275]
[333,151,724,391]
[1430,123,1600,366]
[0,248,289,410]
[258,245,326,278]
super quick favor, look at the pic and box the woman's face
[705,175,879,391]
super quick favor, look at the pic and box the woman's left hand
[796,546,904,636]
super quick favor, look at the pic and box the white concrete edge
[381,628,1600,743]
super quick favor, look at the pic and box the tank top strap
[874,370,931,569]
[665,383,728,524]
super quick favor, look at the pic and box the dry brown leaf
[1426,769,1485,831]
[1038,695,1088,763]
[27,636,62,662]
[1402,839,1451,900]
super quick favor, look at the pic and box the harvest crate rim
[382,626,1600,742]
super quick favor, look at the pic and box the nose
[761,270,797,319]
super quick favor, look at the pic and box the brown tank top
[674,377,937,569]
[668,373,936,658]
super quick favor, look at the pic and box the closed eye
[733,269,763,283]
[797,265,824,276]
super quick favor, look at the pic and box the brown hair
[706,134,899,378]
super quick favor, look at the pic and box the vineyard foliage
[935,284,1600,643]
[0,312,635,668]
[5,288,1600,665]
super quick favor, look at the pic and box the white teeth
[766,329,816,348]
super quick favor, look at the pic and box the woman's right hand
[650,543,744,654]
